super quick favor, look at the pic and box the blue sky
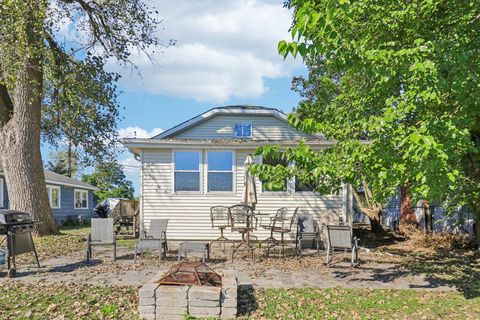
[44,0,307,195]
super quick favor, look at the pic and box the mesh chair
[229,204,256,261]
[87,218,116,262]
[210,206,231,249]
[134,219,168,263]
[267,207,299,257]
[296,215,321,256]
[325,224,359,266]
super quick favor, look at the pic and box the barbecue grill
[0,209,41,278]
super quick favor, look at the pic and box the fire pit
[138,262,237,319]
[157,261,222,287]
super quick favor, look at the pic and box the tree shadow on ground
[387,248,480,299]
[237,284,258,317]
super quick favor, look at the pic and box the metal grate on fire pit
[156,261,222,287]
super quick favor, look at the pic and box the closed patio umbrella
[242,154,257,210]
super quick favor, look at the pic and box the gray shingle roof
[43,170,98,190]
[0,166,97,191]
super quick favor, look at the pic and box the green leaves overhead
[260,0,480,213]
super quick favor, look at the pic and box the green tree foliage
[46,148,79,178]
[0,0,163,234]
[253,0,480,239]
[82,162,134,202]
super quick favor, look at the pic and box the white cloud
[118,126,164,139]
[109,0,303,102]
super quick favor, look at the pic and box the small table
[178,242,210,262]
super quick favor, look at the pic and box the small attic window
[233,122,252,138]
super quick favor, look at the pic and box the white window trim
[258,154,293,195]
[206,150,236,194]
[0,178,4,208]
[172,150,203,194]
[47,185,61,209]
[74,189,89,209]
[233,122,253,138]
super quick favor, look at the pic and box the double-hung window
[0,178,4,208]
[207,151,234,192]
[233,123,252,138]
[174,151,201,192]
[47,185,61,209]
[74,189,88,209]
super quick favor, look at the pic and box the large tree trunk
[352,185,384,233]
[400,183,416,225]
[475,208,480,251]
[0,47,58,236]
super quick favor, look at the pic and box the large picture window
[233,123,252,138]
[174,151,201,192]
[74,189,88,209]
[207,151,233,192]
[261,154,289,192]
[47,185,61,209]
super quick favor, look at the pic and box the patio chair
[87,218,116,262]
[229,204,256,261]
[210,206,231,249]
[134,219,168,263]
[325,224,359,266]
[267,207,299,257]
[261,207,289,245]
[296,215,321,256]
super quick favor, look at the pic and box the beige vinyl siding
[141,148,344,241]
[172,114,312,141]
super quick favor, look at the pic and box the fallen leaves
[0,281,138,320]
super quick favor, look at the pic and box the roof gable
[153,105,290,140]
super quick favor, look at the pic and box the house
[122,105,353,241]
[0,168,97,225]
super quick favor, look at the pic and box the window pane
[175,152,200,171]
[208,152,232,171]
[82,192,87,208]
[175,172,200,191]
[51,188,59,207]
[233,123,243,137]
[243,123,252,137]
[208,172,233,192]
[295,178,315,192]
[75,191,81,208]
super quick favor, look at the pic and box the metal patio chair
[325,224,359,266]
[87,218,116,262]
[296,215,321,256]
[267,207,299,257]
[261,207,288,248]
[134,219,168,263]
[229,204,256,261]
[209,206,231,250]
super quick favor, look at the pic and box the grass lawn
[2,283,478,320]
[0,281,138,320]
[242,288,480,320]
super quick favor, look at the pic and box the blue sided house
[0,168,97,225]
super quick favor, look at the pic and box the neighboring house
[123,105,353,241]
[0,168,97,225]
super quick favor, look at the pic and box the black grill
[0,209,41,278]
